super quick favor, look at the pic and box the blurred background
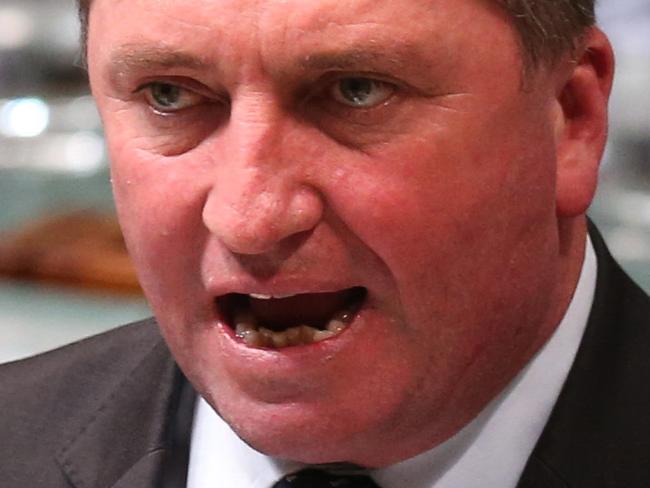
[0,0,648,363]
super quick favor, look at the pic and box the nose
[202,102,324,255]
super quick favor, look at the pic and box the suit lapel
[110,451,170,488]
[55,339,194,488]
[516,456,568,488]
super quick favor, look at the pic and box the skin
[87,0,613,467]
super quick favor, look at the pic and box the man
[1,0,648,486]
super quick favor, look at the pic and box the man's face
[88,0,568,466]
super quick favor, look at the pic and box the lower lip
[204,299,394,404]
[213,301,370,361]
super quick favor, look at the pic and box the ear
[554,27,615,217]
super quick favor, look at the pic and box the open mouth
[216,287,367,349]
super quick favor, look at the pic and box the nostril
[203,184,324,255]
[286,186,324,231]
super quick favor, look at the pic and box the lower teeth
[234,309,353,348]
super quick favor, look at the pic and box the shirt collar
[187,236,597,488]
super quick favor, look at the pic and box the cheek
[108,140,213,307]
[325,101,559,327]
[107,117,214,225]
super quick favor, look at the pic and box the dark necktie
[273,468,380,487]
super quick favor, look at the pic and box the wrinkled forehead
[93,0,464,27]
[88,0,517,78]
[89,0,443,43]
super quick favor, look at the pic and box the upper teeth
[249,293,297,300]
[249,293,273,299]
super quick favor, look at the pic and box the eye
[329,77,396,108]
[141,82,206,113]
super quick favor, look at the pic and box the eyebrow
[107,44,210,84]
[105,41,438,87]
[299,48,414,72]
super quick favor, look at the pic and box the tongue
[249,290,356,330]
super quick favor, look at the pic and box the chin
[213,396,367,462]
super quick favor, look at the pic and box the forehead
[88,0,517,74]
[97,0,466,29]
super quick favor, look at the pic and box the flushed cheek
[109,128,213,222]
[320,137,553,347]
[340,100,551,251]
[109,148,212,303]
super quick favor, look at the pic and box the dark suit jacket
[1,227,648,487]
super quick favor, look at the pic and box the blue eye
[330,78,395,108]
[143,82,205,113]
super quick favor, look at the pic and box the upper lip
[205,277,365,300]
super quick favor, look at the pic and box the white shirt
[187,237,597,488]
